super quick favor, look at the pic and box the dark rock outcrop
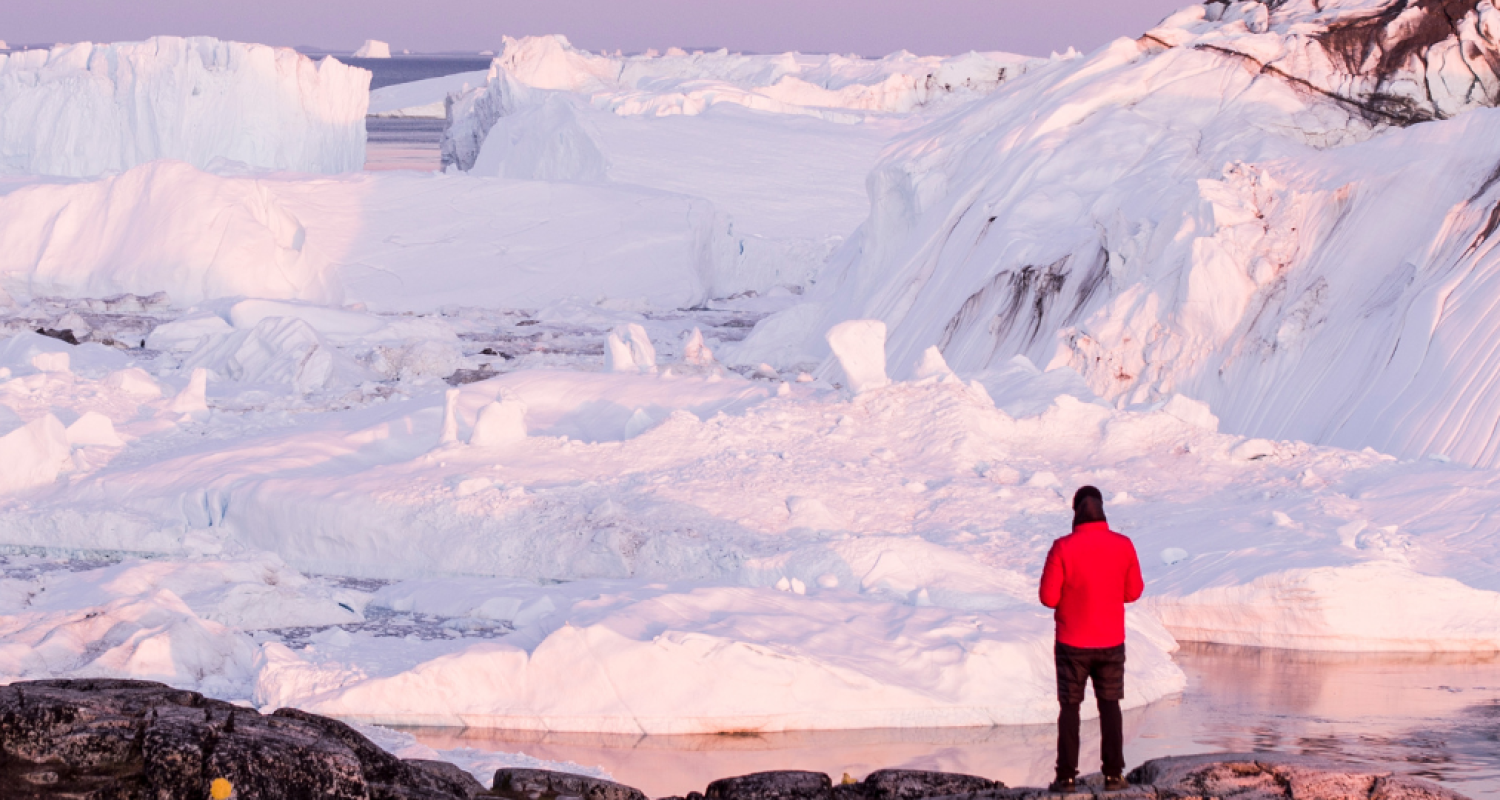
[666,756,1466,800]
[0,679,488,799]
[1195,0,1500,125]
[706,771,835,800]
[1121,753,1470,800]
[491,767,648,800]
[858,770,1002,800]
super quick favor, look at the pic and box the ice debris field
[4,0,1500,783]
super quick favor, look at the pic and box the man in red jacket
[1039,485,1144,793]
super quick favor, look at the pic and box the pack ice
[0,36,369,177]
[1,0,1500,754]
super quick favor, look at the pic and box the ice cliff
[0,36,370,177]
[746,0,1500,467]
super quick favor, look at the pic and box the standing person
[1038,486,1144,793]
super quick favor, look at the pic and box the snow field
[0,37,369,177]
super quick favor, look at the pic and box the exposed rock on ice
[1189,0,1500,124]
[0,36,369,177]
[353,39,392,59]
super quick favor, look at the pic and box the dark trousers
[1054,641,1126,780]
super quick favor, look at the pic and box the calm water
[399,644,1500,798]
[366,118,447,171]
[341,56,490,172]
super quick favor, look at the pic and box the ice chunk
[0,415,71,494]
[605,324,656,373]
[0,37,369,177]
[353,40,392,58]
[440,389,461,445]
[146,313,237,353]
[681,327,715,367]
[66,411,124,448]
[1161,395,1219,433]
[468,93,609,182]
[912,346,955,381]
[104,368,163,399]
[369,69,487,118]
[0,162,336,306]
[179,317,371,393]
[825,320,889,394]
[470,399,528,447]
[31,351,69,374]
[1231,438,1277,461]
[167,369,210,415]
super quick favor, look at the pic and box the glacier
[0,36,369,177]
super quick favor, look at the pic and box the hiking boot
[1104,775,1129,791]
[1047,777,1077,793]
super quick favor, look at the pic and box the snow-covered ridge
[743,0,1500,467]
[0,36,370,177]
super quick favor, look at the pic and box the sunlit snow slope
[0,37,369,176]
[744,0,1500,467]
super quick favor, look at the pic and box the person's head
[1072,485,1106,527]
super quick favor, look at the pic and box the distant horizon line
[0,38,1057,62]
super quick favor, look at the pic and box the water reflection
[399,644,1500,798]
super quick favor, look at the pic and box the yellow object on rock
[841,773,857,785]
[210,777,234,799]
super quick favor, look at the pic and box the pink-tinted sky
[1,1,1189,57]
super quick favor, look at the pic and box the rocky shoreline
[0,680,1470,799]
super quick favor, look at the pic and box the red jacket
[1039,521,1144,648]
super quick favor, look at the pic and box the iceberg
[773,0,1500,466]
[353,39,392,59]
[441,35,1048,169]
[0,36,369,177]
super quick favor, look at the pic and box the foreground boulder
[667,757,1467,800]
[491,768,647,800]
[0,679,488,799]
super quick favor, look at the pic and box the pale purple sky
[1,1,1189,57]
